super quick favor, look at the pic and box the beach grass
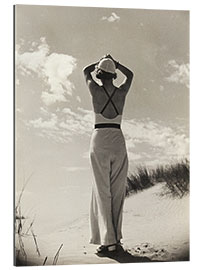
[14,173,40,266]
[126,159,189,198]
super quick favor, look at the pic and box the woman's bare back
[91,84,127,119]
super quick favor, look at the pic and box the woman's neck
[102,79,114,88]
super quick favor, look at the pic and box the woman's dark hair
[96,69,117,80]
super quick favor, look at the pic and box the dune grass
[15,173,35,265]
[126,159,189,198]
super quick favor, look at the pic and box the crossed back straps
[100,86,119,116]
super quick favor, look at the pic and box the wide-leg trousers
[89,128,128,245]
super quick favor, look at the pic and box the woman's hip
[90,128,127,150]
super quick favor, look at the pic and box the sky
[15,5,189,221]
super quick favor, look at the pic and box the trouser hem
[89,238,122,246]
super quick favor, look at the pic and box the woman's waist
[94,113,122,125]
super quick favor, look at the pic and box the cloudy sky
[15,5,189,204]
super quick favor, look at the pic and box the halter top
[94,85,122,125]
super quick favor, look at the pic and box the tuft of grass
[162,159,189,197]
[15,173,64,266]
[126,166,153,197]
[126,159,189,198]
[53,244,63,265]
[15,173,34,266]
[43,256,48,265]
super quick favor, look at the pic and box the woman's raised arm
[106,54,134,93]
[83,62,98,79]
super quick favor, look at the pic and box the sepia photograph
[14,4,189,266]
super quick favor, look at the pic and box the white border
[7,0,192,10]
[1,0,203,270]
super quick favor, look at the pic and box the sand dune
[15,183,189,265]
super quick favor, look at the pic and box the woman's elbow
[83,66,87,74]
[129,71,134,81]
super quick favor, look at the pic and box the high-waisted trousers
[89,127,128,245]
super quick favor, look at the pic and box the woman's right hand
[106,54,114,61]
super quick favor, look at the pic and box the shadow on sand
[96,246,160,263]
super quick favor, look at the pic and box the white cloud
[16,108,23,113]
[122,118,189,163]
[62,107,78,116]
[58,108,93,135]
[160,85,164,91]
[29,113,58,130]
[127,152,142,161]
[77,107,94,123]
[16,38,77,105]
[28,107,93,143]
[16,41,49,74]
[43,53,76,99]
[101,12,120,23]
[76,96,81,103]
[40,37,46,43]
[165,60,189,88]
[31,41,38,47]
[41,91,67,106]
[40,106,49,115]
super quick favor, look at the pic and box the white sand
[15,183,189,265]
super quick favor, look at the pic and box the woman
[83,54,133,254]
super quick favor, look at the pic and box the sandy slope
[16,183,189,266]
